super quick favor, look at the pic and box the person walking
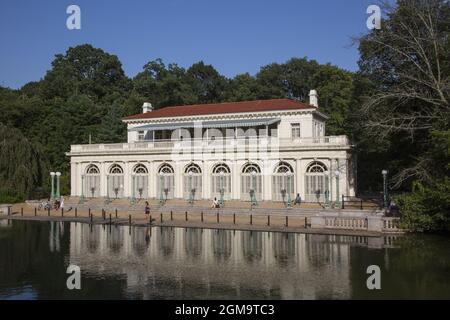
[60,196,65,211]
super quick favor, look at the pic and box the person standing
[60,196,65,211]
[145,201,151,224]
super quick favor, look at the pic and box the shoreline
[1,214,393,238]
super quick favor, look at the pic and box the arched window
[184,163,202,200]
[305,161,328,203]
[86,164,99,175]
[108,164,124,199]
[272,161,294,202]
[211,163,231,200]
[185,163,202,174]
[241,163,262,201]
[159,163,174,174]
[109,164,124,174]
[84,164,100,198]
[158,163,174,199]
[133,164,148,174]
[307,161,326,173]
[212,163,231,174]
[242,163,261,174]
[132,164,148,200]
[274,161,294,174]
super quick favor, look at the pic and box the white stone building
[67,90,356,203]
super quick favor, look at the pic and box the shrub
[396,179,450,232]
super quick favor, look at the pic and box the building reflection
[68,223,399,299]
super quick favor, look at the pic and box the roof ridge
[155,98,298,110]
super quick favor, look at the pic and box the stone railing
[382,217,402,233]
[324,217,368,230]
[69,135,350,153]
[311,212,403,233]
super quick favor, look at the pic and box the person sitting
[211,197,220,208]
[294,193,302,206]
[389,200,400,216]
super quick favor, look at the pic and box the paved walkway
[2,201,383,237]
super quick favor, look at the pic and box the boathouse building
[67,90,356,203]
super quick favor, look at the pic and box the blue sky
[0,0,376,89]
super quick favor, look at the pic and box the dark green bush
[396,179,450,232]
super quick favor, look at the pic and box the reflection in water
[68,223,373,299]
[1,220,449,300]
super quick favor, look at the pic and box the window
[138,131,145,141]
[291,123,301,139]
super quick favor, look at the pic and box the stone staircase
[63,196,378,215]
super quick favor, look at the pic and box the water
[0,219,449,300]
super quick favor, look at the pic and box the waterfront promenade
[0,197,402,236]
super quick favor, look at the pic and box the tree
[0,123,48,201]
[41,44,131,102]
[357,0,450,188]
[97,100,127,143]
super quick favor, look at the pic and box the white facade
[67,95,356,203]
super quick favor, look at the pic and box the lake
[0,219,449,299]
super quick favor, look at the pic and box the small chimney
[142,102,153,113]
[309,90,318,107]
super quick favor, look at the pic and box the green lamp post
[335,170,341,209]
[50,172,55,201]
[131,175,136,204]
[188,171,194,204]
[55,172,61,199]
[80,174,85,204]
[250,171,258,208]
[287,172,292,208]
[159,174,165,205]
[219,171,225,207]
[106,175,110,203]
[324,171,330,208]
[382,169,388,208]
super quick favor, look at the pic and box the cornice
[122,109,318,125]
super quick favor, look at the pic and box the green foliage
[0,124,48,202]
[396,179,450,232]
[0,187,24,204]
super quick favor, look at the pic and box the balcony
[69,135,350,154]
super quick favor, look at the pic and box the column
[296,158,303,198]
[70,162,77,197]
[232,160,240,200]
[100,162,107,197]
[124,162,131,198]
[202,160,208,200]
[174,161,182,198]
[262,159,271,201]
[148,161,156,198]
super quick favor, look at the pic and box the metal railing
[70,135,350,153]
[341,195,381,210]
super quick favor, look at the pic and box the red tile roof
[123,98,315,121]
